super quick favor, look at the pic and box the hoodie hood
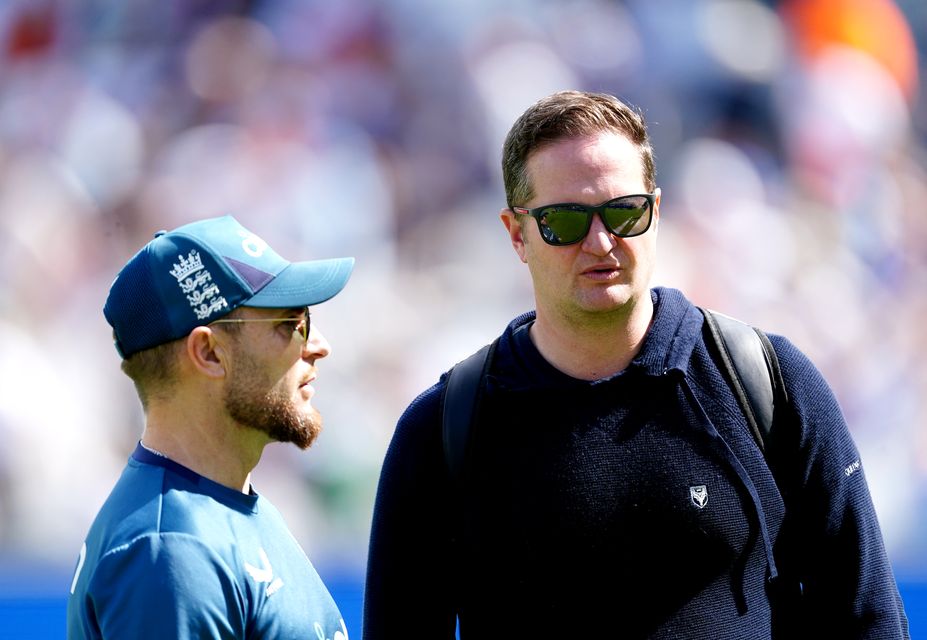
[492,288,703,384]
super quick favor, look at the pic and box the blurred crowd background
[0,0,925,636]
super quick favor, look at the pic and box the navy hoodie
[363,287,909,639]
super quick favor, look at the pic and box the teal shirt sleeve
[84,533,245,639]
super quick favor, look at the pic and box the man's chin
[279,410,323,450]
[236,413,322,450]
[225,383,323,450]
[288,427,319,450]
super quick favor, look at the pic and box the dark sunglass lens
[540,208,590,245]
[603,197,651,236]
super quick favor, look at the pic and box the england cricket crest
[170,250,229,320]
[689,485,708,509]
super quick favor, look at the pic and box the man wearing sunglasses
[364,91,908,638]
[67,216,354,639]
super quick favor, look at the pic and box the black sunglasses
[512,193,656,246]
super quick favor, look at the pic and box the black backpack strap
[443,311,786,479]
[700,307,786,453]
[442,339,498,489]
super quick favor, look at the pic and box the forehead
[525,131,646,205]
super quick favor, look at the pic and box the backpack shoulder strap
[442,310,787,480]
[442,339,498,489]
[699,307,786,453]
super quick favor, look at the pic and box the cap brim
[246,257,354,308]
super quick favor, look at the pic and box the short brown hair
[120,338,185,410]
[118,305,255,409]
[502,90,656,208]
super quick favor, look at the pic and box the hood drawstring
[667,368,779,614]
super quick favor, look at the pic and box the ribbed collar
[496,287,703,388]
[131,441,260,514]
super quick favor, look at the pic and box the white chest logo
[245,547,274,582]
[690,485,709,509]
[315,619,349,640]
[245,548,285,596]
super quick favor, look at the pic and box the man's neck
[140,405,267,493]
[530,296,654,381]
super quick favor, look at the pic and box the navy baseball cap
[104,215,354,358]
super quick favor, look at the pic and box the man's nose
[303,325,331,360]
[581,212,618,254]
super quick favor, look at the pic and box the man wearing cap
[67,215,354,640]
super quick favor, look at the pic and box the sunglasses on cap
[512,192,656,246]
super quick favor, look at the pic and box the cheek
[263,364,298,396]
[624,237,658,276]
[525,243,576,288]
[284,368,304,393]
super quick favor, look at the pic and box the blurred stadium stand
[1,0,925,636]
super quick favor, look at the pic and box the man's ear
[652,187,661,232]
[185,327,227,379]
[500,209,528,263]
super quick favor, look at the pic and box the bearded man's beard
[224,361,322,450]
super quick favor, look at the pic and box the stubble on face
[223,349,322,450]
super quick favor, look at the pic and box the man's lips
[580,264,621,280]
[299,376,317,397]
